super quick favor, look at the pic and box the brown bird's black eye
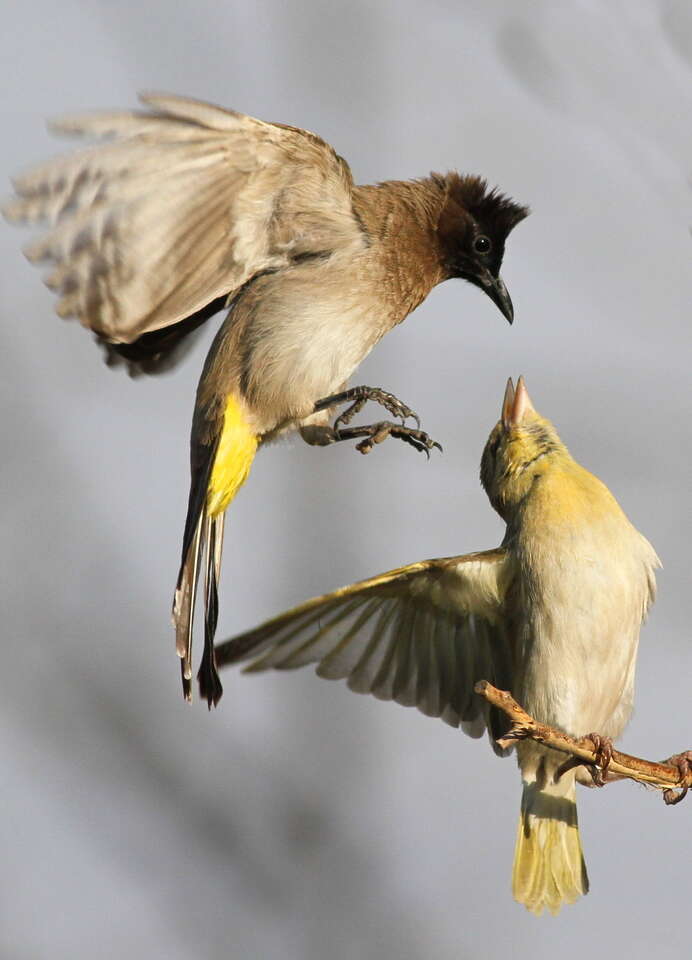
[473,235,492,255]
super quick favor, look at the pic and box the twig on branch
[474,680,692,806]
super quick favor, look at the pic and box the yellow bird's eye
[473,235,492,255]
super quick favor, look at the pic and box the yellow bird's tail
[173,394,258,706]
[512,773,588,916]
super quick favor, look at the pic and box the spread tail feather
[173,512,204,701]
[173,509,225,705]
[512,775,588,916]
[172,391,258,704]
[198,513,225,707]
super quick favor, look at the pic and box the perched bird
[2,93,528,706]
[216,376,660,915]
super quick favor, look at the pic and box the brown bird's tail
[512,772,588,916]
[173,510,226,706]
[173,394,258,707]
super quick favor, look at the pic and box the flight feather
[2,93,365,342]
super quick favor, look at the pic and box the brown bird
[216,377,660,914]
[2,93,528,706]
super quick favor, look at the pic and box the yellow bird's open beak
[501,375,536,429]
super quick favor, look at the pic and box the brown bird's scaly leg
[661,751,692,805]
[311,386,441,456]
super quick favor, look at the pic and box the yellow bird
[216,376,660,915]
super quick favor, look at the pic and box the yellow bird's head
[480,377,567,521]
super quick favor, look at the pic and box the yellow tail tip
[512,783,589,916]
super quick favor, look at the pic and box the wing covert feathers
[3,93,364,342]
[216,550,513,746]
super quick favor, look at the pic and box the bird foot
[585,732,614,786]
[311,385,441,456]
[197,647,223,710]
[554,732,613,786]
[333,420,442,457]
[314,385,422,429]
[661,750,692,806]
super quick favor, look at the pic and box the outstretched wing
[216,550,515,754]
[3,93,365,344]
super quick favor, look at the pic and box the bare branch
[474,680,692,805]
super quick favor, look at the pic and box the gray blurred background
[1,1,691,957]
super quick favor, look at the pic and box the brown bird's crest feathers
[445,173,529,238]
[435,172,529,268]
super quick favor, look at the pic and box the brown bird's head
[435,173,529,324]
[480,376,566,520]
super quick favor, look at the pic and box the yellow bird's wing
[3,93,364,344]
[216,549,514,753]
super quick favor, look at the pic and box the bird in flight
[217,376,660,915]
[3,93,528,706]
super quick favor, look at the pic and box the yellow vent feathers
[207,397,258,516]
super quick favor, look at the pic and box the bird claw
[554,731,614,786]
[662,750,692,806]
[341,421,442,457]
[349,387,421,429]
[312,386,441,458]
[316,385,422,430]
[584,732,614,787]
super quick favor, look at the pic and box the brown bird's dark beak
[482,272,514,325]
[465,268,514,324]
